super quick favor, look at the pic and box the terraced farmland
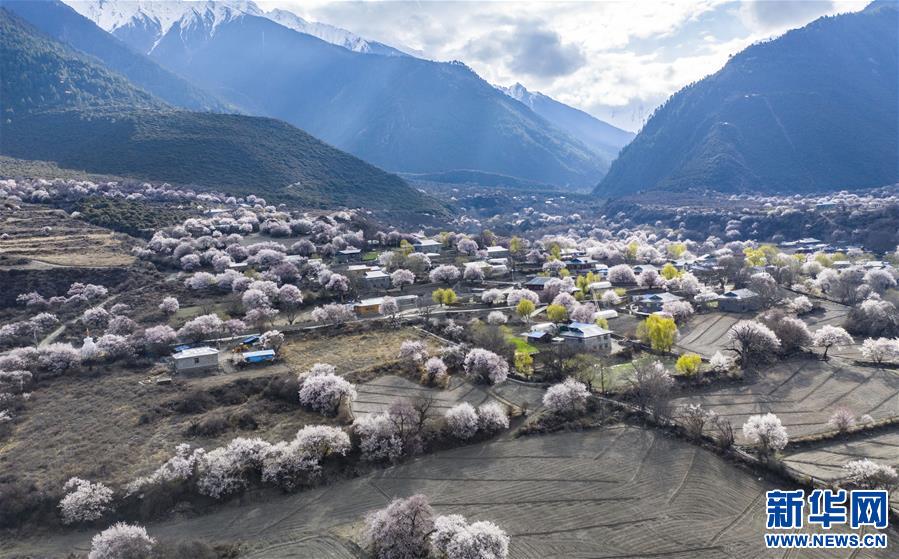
[352,374,545,418]
[8,426,891,558]
[784,430,899,481]
[675,312,743,358]
[672,359,899,440]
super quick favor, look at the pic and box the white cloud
[257,0,867,131]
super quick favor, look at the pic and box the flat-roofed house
[172,346,219,373]
[485,246,509,258]
[413,239,442,253]
[364,270,391,290]
[336,247,362,263]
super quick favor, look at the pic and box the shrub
[827,407,856,433]
[674,353,702,377]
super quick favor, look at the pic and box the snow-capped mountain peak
[65,0,411,57]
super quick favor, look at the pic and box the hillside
[72,1,607,188]
[4,0,229,112]
[0,8,438,212]
[0,6,163,116]
[595,2,899,197]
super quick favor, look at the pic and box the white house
[172,346,219,373]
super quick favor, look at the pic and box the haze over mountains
[596,1,899,197]
[0,3,438,211]
[64,0,629,189]
[2,0,896,204]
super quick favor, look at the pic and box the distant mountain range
[0,4,439,212]
[595,1,899,197]
[63,0,624,189]
[5,0,230,111]
[498,83,634,168]
[66,0,413,57]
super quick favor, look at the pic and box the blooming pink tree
[445,402,479,439]
[354,412,405,462]
[860,337,899,366]
[398,340,429,364]
[391,268,415,290]
[812,325,853,360]
[431,514,510,559]
[158,296,179,315]
[742,413,788,459]
[177,314,223,341]
[463,265,485,283]
[422,357,448,386]
[543,378,591,417]
[478,402,509,434]
[486,311,508,325]
[638,268,663,288]
[37,343,81,376]
[843,459,899,491]
[569,303,597,324]
[661,301,694,323]
[260,330,285,351]
[727,321,780,369]
[364,494,434,559]
[429,265,461,284]
[463,348,509,385]
[276,284,304,324]
[608,264,636,285]
[311,303,354,328]
[59,477,114,524]
[81,307,111,333]
[379,296,400,323]
[88,523,155,559]
[297,364,357,415]
[456,238,479,256]
[506,289,538,307]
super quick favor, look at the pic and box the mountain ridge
[595,3,899,197]
[66,0,611,188]
[0,7,440,212]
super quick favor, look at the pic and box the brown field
[672,358,899,441]
[280,327,440,375]
[7,426,892,558]
[352,374,545,419]
[0,366,333,493]
[0,206,134,268]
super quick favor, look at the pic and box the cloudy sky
[257,0,867,131]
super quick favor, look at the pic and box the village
[1,177,898,558]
